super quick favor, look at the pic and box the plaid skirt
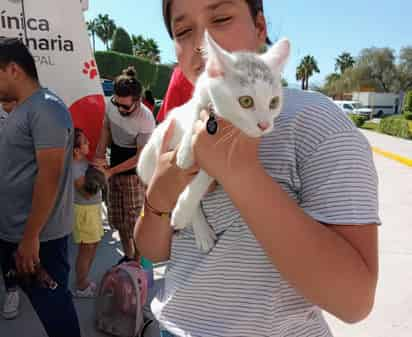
[108,174,144,239]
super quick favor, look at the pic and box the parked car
[333,100,373,118]
[101,79,114,97]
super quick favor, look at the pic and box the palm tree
[297,55,320,90]
[296,65,306,90]
[145,38,161,63]
[86,19,98,53]
[132,35,161,63]
[95,14,116,50]
[131,34,145,55]
[335,52,355,75]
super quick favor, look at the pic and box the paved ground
[361,128,412,159]
[1,130,412,337]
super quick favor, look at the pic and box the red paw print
[82,60,98,80]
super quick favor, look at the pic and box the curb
[372,147,412,167]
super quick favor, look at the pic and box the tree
[335,52,355,75]
[281,78,288,87]
[145,38,161,63]
[132,34,161,63]
[356,47,398,92]
[112,27,133,55]
[95,14,116,50]
[86,19,98,53]
[296,64,306,90]
[322,73,342,97]
[398,46,412,91]
[297,55,320,90]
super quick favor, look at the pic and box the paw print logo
[82,60,98,80]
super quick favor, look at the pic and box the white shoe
[74,281,97,298]
[2,290,19,320]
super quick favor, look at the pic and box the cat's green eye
[239,96,254,109]
[270,97,280,110]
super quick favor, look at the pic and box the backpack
[95,261,152,337]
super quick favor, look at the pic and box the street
[1,130,412,337]
[325,130,412,337]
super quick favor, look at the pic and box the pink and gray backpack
[95,261,151,337]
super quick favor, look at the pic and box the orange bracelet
[140,195,172,220]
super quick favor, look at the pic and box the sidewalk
[325,136,412,337]
[0,223,165,337]
[361,129,412,162]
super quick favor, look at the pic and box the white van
[352,92,400,117]
[333,100,373,118]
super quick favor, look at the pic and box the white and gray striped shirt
[152,88,380,337]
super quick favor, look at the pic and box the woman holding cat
[134,1,380,336]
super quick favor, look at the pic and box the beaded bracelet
[140,195,172,220]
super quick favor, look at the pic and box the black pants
[0,236,81,337]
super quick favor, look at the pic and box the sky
[85,0,412,88]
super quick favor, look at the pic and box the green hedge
[111,27,133,55]
[361,121,379,131]
[379,115,411,139]
[349,114,368,127]
[95,51,173,98]
[403,91,412,112]
[404,111,412,120]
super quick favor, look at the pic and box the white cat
[137,32,290,253]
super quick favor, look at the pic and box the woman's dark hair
[114,66,142,99]
[162,0,271,44]
[74,128,84,149]
[0,37,39,81]
[144,90,155,105]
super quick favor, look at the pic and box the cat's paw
[194,219,217,253]
[171,204,191,230]
[176,146,194,170]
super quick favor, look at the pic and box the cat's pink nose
[258,121,270,131]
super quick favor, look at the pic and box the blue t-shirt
[0,88,74,243]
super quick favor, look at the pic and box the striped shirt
[151,88,380,337]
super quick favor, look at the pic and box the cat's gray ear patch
[261,38,291,72]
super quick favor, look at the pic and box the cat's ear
[204,31,235,78]
[261,38,290,72]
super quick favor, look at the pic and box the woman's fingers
[194,119,205,134]
[200,108,209,122]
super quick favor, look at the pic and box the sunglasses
[111,96,138,111]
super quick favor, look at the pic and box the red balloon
[69,94,105,160]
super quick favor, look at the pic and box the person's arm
[222,164,378,324]
[16,100,72,275]
[95,117,111,160]
[108,152,140,176]
[107,133,148,176]
[134,120,198,262]
[191,111,379,324]
[16,148,65,274]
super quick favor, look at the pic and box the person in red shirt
[143,89,155,112]
[156,66,193,123]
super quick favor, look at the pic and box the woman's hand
[146,119,199,212]
[192,108,261,184]
[92,158,108,168]
[95,165,112,181]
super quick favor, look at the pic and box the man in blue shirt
[0,38,80,337]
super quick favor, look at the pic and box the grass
[361,117,412,136]
[361,121,379,131]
